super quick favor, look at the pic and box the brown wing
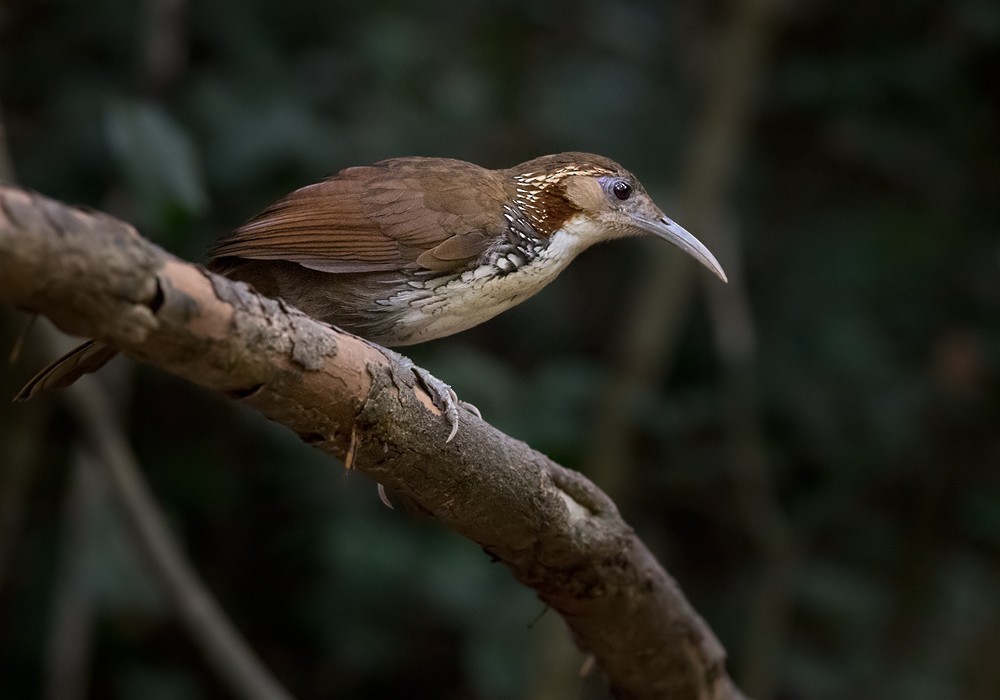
[209,157,509,274]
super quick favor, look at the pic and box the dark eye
[613,181,632,201]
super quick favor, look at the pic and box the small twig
[692,1,794,695]
[44,454,102,700]
[20,319,292,700]
[139,0,188,96]
[58,373,294,700]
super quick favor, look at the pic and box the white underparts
[383,216,610,343]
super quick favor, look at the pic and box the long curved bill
[637,216,728,283]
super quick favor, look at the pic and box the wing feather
[209,158,508,275]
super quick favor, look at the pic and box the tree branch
[0,186,746,700]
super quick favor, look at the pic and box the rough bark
[0,186,746,700]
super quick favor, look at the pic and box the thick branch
[0,186,745,700]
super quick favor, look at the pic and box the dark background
[1,0,999,698]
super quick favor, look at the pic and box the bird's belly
[384,234,579,344]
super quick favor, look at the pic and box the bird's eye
[613,181,632,201]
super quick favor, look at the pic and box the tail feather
[14,340,120,402]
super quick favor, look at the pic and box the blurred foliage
[2,0,999,698]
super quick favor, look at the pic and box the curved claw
[410,366,479,442]
[460,400,482,420]
[375,345,481,442]
[377,483,394,509]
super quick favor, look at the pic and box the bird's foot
[409,365,480,441]
[374,377,478,510]
[377,346,479,441]
[352,343,481,508]
[375,362,479,509]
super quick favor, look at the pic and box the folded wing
[209,158,509,275]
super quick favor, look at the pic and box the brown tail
[14,340,120,402]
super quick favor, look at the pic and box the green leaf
[105,97,208,227]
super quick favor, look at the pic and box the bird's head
[507,152,727,283]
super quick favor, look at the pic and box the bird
[15,152,726,405]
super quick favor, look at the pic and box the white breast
[386,225,594,343]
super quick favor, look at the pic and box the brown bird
[16,153,726,406]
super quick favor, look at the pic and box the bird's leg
[369,347,477,441]
[371,353,480,508]
[312,323,473,441]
